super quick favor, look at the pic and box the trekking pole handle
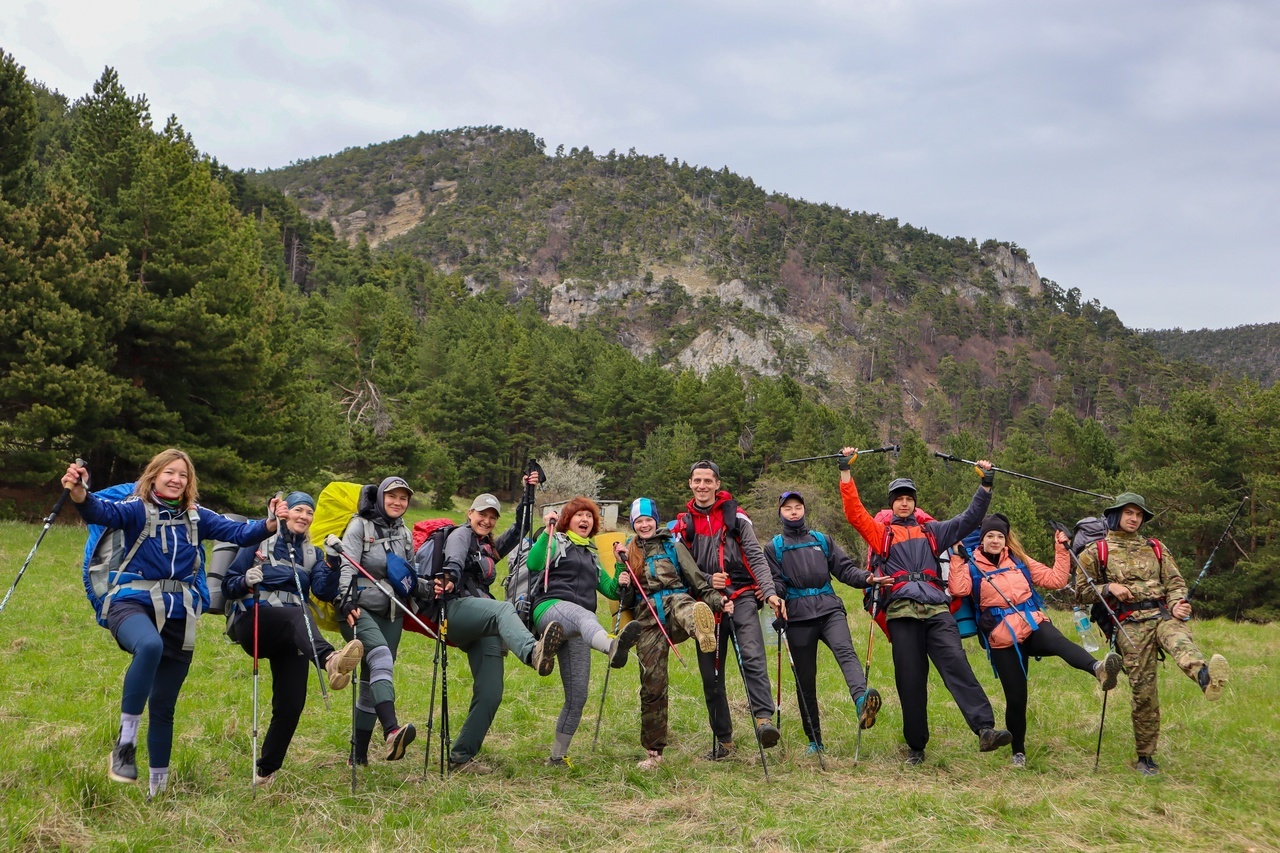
[783,445,899,464]
[51,457,89,516]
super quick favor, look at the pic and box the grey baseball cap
[468,493,502,514]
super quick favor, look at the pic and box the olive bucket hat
[1106,491,1154,524]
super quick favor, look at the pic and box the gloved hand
[245,566,264,588]
[338,591,361,620]
[324,534,343,557]
[838,446,858,471]
[771,616,787,632]
[979,467,995,488]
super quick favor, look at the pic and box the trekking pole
[1094,677,1109,773]
[325,537,441,638]
[853,586,878,767]
[0,457,85,616]
[723,618,769,781]
[438,594,451,779]
[776,621,825,770]
[775,622,783,740]
[622,560,687,670]
[251,587,260,797]
[423,599,443,780]
[783,445,900,464]
[1049,522,1135,648]
[934,452,1114,500]
[1185,494,1249,609]
[592,560,626,752]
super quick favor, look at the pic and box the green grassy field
[0,517,1277,852]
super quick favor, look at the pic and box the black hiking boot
[905,749,926,766]
[1135,755,1160,776]
[609,621,643,669]
[754,717,780,748]
[979,727,1013,752]
[108,739,137,783]
[704,741,736,761]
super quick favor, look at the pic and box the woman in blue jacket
[63,450,279,797]
[222,491,365,786]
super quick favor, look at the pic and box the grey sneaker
[531,621,564,676]
[979,728,1013,752]
[544,756,573,768]
[1011,752,1027,768]
[609,621,642,669]
[108,739,137,783]
[1096,652,1123,691]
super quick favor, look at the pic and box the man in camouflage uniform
[1076,492,1230,776]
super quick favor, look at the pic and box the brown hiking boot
[1095,651,1123,692]
[449,757,494,775]
[1202,654,1229,701]
[693,602,717,653]
[326,639,364,690]
[755,717,780,748]
[531,621,564,676]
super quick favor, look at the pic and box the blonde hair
[134,448,199,509]
[1006,529,1031,566]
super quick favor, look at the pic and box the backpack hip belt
[785,582,835,601]
[101,578,200,651]
[1116,598,1169,621]
[233,590,303,611]
[650,586,688,626]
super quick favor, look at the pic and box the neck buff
[782,517,807,534]
[152,490,183,510]
[565,531,595,548]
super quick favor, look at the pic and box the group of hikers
[55,446,1230,796]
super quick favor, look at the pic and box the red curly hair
[556,496,601,537]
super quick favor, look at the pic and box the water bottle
[1073,606,1100,652]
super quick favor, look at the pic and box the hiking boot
[254,772,275,789]
[692,601,718,653]
[704,741,736,761]
[384,723,416,761]
[609,621,642,669]
[326,639,364,690]
[857,688,882,730]
[905,749,925,766]
[544,756,573,768]
[448,757,494,775]
[1135,755,1160,776]
[979,727,1013,752]
[531,621,565,676]
[806,742,825,755]
[1202,654,1229,701]
[108,740,137,783]
[1095,652,1123,691]
[754,717,780,748]
[638,750,663,770]
[1011,752,1027,768]
[347,755,369,768]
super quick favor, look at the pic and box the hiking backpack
[862,510,948,641]
[673,500,766,600]
[770,531,834,601]
[306,481,382,633]
[81,483,203,649]
[205,512,250,615]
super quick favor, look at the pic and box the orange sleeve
[1028,546,1071,591]
[948,552,972,596]
[840,479,887,554]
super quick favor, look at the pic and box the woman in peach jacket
[948,513,1122,767]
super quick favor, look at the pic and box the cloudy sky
[5,0,1277,330]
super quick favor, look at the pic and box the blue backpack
[771,531,836,601]
[956,529,1044,675]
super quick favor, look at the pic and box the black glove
[338,590,361,620]
[980,467,995,488]
[771,616,787,632]
[838,450,856,471]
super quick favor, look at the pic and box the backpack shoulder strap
[811,530,830,558]
[1147,538,1164,563]
[771,534,784,565]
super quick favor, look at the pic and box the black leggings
[988,619,1098,754]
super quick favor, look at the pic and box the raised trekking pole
[723,618,770,781]
[854,582,880,768]
[1,458,85,616]
[1186,493,1250,609]
[783,445,899,465]
[438,594,451,779]
[776,620,825,770]
[935,452,1114,500]
[325,537,441,638]
[592,545,628,752]
[251,586,261,797]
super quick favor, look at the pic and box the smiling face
[469,507,500,537]
[689,467,720,507]
[382,488,411,520]
[632,516,658,538]
[154,460,190,501]
[1119,505,1145,533]
[286,503,315,535]
[981,530,1006,554]
[779,497,805,522]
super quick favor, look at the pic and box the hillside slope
[1144,324,1280,388]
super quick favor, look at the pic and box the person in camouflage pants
[615,499,727,770]
[1076,492,1230,776]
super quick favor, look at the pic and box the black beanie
[979,513,1010,539]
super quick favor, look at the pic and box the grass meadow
[0,514,1277,852]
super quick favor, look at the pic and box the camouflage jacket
[1075,529,1188,618]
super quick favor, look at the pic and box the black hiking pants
[232,605,335,776]
[786,610,866,746]
[888,612,994,751]
[988,619,1098,754]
